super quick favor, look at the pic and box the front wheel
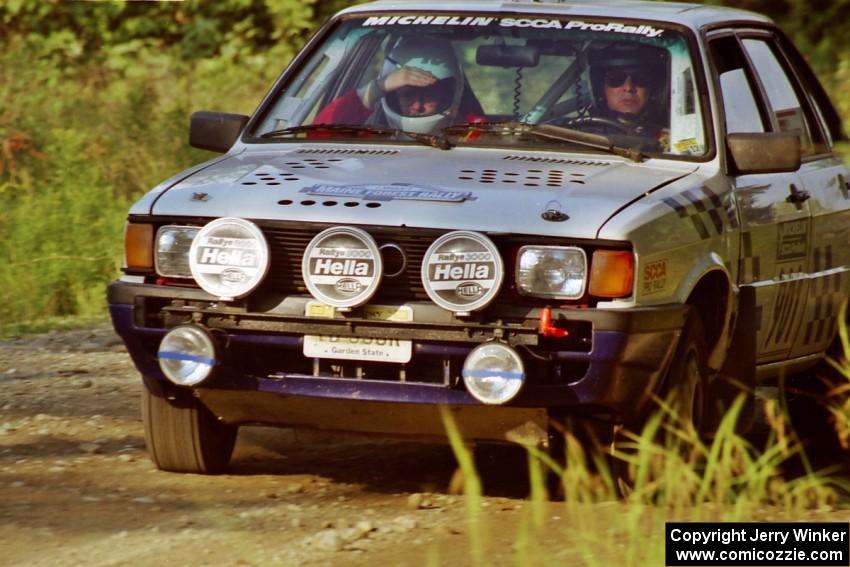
[142,380,238,474]
[609,314,710,495]
[664,313,710,437]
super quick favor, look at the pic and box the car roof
[336,0,773,32]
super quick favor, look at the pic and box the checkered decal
[803,272,843,346]
[802,245,845,346]
[738,231,761,283]
[762,269,805,350]
[662,186,738,240]
[813,245,834,273]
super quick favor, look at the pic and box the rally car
[108,0,850,473]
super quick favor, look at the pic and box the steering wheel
[548,115,633,135]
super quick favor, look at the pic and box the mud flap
[709,285,756,434]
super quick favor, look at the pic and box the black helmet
[588,41,669,120]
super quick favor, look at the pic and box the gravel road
[6,323,847,566]
[0,323,591,567]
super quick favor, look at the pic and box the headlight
[155,226,199,278]
[515,246,586,299]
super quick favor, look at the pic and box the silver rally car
[109,0,850,473]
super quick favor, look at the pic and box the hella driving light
[302,226,382,310]
[157,325,217,386]
[421,231,504,316]
[189,217,270,300]
[462,342,525,405]
[516,246,587,299]
[155,225,199,278]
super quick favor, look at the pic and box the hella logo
[220,268,248,284]
[455,282,483,298]
[335,278,363,295]
[433,263,491,281]
[313,258,370,276]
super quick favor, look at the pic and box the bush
[0,2,318,334]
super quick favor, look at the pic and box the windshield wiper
[443,121,644,162]
[258,123,453,150]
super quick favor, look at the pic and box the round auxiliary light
[301,226,382,310]
[461,342,525,405]
[188,217,269,300]
[157,325,217,387]
[421,231,504,316]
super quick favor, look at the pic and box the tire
[606,314,711,495]
[787,361,846,460]
[544,415,615,501]
[662,312,710,437]
[142,381,238,474]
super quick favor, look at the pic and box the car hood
[147,145,697,239]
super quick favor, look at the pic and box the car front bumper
[109,280,687,442]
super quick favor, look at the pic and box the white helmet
[380,37,464,134]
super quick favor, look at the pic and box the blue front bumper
[108,280,687,427]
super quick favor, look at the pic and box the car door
[739,34,850,359]
[708,33,812,364]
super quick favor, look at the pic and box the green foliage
[0,0,322,332]
[0,128,127,325]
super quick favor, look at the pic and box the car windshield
[251,13,708,159]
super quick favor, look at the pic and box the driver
[588,42,669,147]
[314,36,483,134]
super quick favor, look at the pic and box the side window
[741,38,821,156]
[776,34,843,148]
[709,36,767,134]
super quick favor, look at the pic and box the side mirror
[189,111,250,153]
[727,132,801,174]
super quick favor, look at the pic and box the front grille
[254,221,626,308]
[258,224,444,302]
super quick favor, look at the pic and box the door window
[741,39,818,156]
[709,36,767,134]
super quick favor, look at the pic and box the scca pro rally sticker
[361,15,664,38]
[561,20,664,38]
[641,259,667,296]
[302,227,382,310]
[189,218,270,300]
[421,231,504,315]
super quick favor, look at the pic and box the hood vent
[502,155,610,167]
[458,168,588,188]
[294,148,400,156]
[241,170,300,187]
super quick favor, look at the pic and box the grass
[436,338,850,566]
[0,35,293,336]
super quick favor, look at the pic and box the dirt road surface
[4,323,848,566]
[0,322,608,567]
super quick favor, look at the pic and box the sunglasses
[604,70,652,88]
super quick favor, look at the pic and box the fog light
[462,342,525,405]
[157,325,217,386]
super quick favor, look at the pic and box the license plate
[303,302,413,363]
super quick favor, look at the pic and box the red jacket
[313,90,370,125]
